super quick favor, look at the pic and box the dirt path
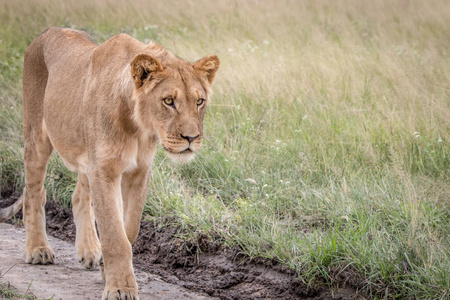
[1,197,363,300]
[0,223,214,300]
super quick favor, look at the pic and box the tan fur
[0,27,219,300]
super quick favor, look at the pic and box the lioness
[0,27,219,300]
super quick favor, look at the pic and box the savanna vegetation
[1,1,449,299]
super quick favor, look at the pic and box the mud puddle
[1,196,364,299]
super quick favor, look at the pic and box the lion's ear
[131,54,163,88]
[193,55,220,84]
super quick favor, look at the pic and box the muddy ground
[1,195,366,300]
[0,222,213,300]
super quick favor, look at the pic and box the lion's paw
[25,246,55,265]
[102,287,139,300]
[77,247,102,269]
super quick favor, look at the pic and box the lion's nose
[180,133,200,143]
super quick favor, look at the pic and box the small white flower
[414,132,420,138]
[295,129,301,133]
[265,194,269,197]
[302,115,308,120]
[437,138,442,143]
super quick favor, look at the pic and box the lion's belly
[50,143,89,173]
[43,118,89,173]
[59,152,89,173]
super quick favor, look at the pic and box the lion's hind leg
[22,123,55,265]
[72,173,102,269]
[21,29,57,265]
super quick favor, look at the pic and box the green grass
[0,282,35,300]
[0,267,37,300]
[1,0,449,299]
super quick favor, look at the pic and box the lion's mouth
[163,145,196,164]
[163,146,193,154]
[180,148,193,154]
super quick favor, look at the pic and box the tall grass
[1,0,449,298]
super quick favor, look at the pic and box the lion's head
[130,46,219,163]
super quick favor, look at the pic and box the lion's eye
[163,98,174,106]
[196,98,205,106]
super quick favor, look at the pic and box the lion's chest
[95,137,158,174]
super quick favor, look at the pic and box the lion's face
[131,54,219,163]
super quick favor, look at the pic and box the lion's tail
[0,195,24,222]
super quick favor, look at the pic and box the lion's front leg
[72,173,102,269]
[88,166,139,300]
[122,167,150,245]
